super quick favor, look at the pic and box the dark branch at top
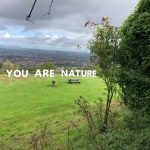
[48,0,54,15]
[26,0,54,21]
[26,0,37,21]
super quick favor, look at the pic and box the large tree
[118,0,150,114]
[88,18,120,129]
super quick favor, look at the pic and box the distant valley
[0,48,90,67]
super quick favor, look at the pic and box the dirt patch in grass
[0,76,28,83]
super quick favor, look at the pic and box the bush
[1,60,18,73]
[75,99,150,150]
[118,0,150,114]
[40,62,56,70]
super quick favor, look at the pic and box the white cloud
[0,32,25,42]
[3,33,11,38]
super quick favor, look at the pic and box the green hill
[0,76,106,149]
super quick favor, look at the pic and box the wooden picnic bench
[68,78,80,84]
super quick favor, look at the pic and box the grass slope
[0,76,106,149]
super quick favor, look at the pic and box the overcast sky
[0,0,139,52]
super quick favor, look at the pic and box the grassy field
[0,75,107,149]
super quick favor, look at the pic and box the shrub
[118,0,150,114]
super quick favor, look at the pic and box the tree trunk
[103,88,113,130]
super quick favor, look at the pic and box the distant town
[0,48,90,68]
